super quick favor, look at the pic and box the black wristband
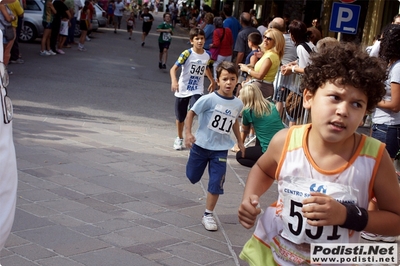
[339,203,368,232]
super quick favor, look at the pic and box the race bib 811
[207,104,238,134]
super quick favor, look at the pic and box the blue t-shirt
[223,17,241,45]
[203,24,215,50]
[191,92,243,150]
[245,49,258,65]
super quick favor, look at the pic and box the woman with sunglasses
[238,28,285,99]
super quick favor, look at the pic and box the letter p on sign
[336,7,353,28]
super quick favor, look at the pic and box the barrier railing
[273,70,309,127]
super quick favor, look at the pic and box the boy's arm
[205,67,215,92]
[238,128,287,229]
[302,148,400,236]
[184,110,196,148]
[232,119,245,157]
[170,64,179,92]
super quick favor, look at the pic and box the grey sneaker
[40,50,50,56]
[10,58,24,64]
[202,214,217,231]
[173,137,183,150]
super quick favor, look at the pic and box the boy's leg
[201,149,227,231]
[174,96,190,149]
[205,192,219,212]
[186,144,208,184]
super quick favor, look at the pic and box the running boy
[140,7,154,46]
[185,61,244,231]
[156,12,173,69]
[170,28,215,150]
[126,12,136,39]
[238,42,400,265]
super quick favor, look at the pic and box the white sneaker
[86,36,91,41]
[47,50,57,56]
[202,214,217,231]
[173,137,183,150]
[40,50,50,56]
[361,232,397,242]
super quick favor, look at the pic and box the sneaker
[202,214,218,231]
[141,42,145,47]
[86,36,91,41]
[10,58,24,64]
[40,50,50,56]
[78,46,87,51]
[173,137,183,150]
[56,49,65,54]
[162,64,166,69]
[7,70,13,75]
[114,30,117,33]
[159,62,162,69]
[361,232,397,242]
[47,50,57,56]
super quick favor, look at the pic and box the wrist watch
[292,66,296,73]
[247,69,251,75]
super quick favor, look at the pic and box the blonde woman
[239,28,285,98]
[236,83,284,167]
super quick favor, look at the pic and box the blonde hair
[239,83,273,117]
[261,28,285,60]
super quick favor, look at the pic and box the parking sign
[329,2,361,34]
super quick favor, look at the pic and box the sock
[204,209,213,216]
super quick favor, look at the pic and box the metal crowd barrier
[273,69,310,127]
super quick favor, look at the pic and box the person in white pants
[0,0,18,250]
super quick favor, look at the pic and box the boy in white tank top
[238,42,400,265]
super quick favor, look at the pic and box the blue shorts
[372,124,400,158]
[186,144,227,195]
[174,94,201,122]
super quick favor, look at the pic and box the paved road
[1,12,399,266]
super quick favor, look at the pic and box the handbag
[285,90,303,119]
[210,28,225,61]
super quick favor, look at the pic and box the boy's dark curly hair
[379,24,400,63]
[301,42,387,113]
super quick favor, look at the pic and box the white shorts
[59,20,69,36]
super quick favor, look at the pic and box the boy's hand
[302,192,347,227]
[171,82,179,92]
[238,195,262,229]
[184,133,195,148]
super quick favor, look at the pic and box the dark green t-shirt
[242,104,284,153]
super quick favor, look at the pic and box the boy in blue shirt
[185,61,244,231]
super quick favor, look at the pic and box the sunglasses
[263,36,274,41]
